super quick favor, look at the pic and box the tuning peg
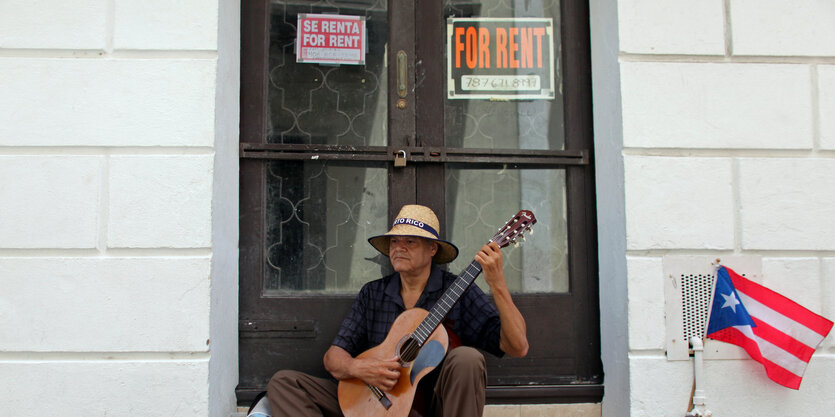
[526,227,533,235]
[513,240,520,248]
[520,234,526,242]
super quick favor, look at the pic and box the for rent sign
[297,14,366,65]
[447,18,555,100]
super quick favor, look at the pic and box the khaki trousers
[267,346,487,417]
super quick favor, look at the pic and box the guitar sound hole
[398,336,420,363]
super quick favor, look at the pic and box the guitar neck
[406,210,536,348]
[411,259,483,346]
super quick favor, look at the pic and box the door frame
[237,0,601,405]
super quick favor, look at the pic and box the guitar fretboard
[410,259,483,346]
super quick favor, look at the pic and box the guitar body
[338,308,449,417]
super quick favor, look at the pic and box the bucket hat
[368,204,459,264]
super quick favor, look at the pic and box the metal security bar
[240,143,589,166]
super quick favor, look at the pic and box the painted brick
[0,156,101,248]
[822,258,835,350]
[631,356,835,415]
[762,258,823,313]
[0,257,210,352]
[0,0,106,49]
[0,360,208,416]
[731,0,835,56]
[618,0,724,55]
[114,0,218,50]
[624,156,734,250]
[621,62,813,149]
[702,358,835,413]
[0,58,216,147]
[629,356,693,416]
[108,155,213,248]
[740,158,835,250]
[627,257,665,350]
[819,65,835,150]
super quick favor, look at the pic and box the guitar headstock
[491,210,537,249]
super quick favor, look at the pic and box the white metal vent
[680,273,714,341]
[663,256,762,360]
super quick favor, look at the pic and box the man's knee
[269,369,303,390]
[445,346,486,376]
[433,347,487,415]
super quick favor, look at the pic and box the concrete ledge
[233,403,602,417]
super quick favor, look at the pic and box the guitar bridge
[366,384,392,410]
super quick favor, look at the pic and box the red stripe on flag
[709,326,803,389]
[751,317,815,362]
[759,357,803,390]
[708,327,754,350]
[725,267,834,336]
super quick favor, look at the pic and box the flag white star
[721,292,740,313]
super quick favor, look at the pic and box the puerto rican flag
[705,266,833,389]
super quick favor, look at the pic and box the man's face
[388,236,437,276]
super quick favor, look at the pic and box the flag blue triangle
[706,266,756,335]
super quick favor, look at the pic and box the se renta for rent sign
[297,14,366,65]
[447,17,556,100]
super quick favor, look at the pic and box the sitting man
[266,204,529,416]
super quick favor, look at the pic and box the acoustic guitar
[337,210,537,417]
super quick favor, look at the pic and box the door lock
[394,150,407,167]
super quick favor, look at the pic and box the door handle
[397,50,407,98]
[396,50,408,109]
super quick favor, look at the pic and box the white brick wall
[0,156,102,248]
[114,0,219,50]
[624,156,734,249]
[702,358,835,414]
[0,58,216,147]
[626,257,665,350]
[823,259,835,350]
[0,1,238,416]
[739,158,835,250]
[618,0,725,55]
[109,155,214,248]
[628,357,693,415]
[630,356,835,416]
[0,360,209,416]
[621,62,813,149]
[616,0,835,416]
[762,258,823,312]
[819,65,835,150]
[731,0,835,57]
[0,257,210,352]
[0,0,107,49]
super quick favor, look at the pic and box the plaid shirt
[332,264,504,358]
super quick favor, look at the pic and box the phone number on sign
[461,75,540,91]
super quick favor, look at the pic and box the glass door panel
[444,0,564,151]
[445,165,568,293]
[267,0,388,146]
[262,0,391,296]
[263,161,389,295]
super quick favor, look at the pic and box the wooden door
[238,0,601,404]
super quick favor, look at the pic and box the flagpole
[685,337,711,417]
[702,260,722,339]
[685,260,720,417]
